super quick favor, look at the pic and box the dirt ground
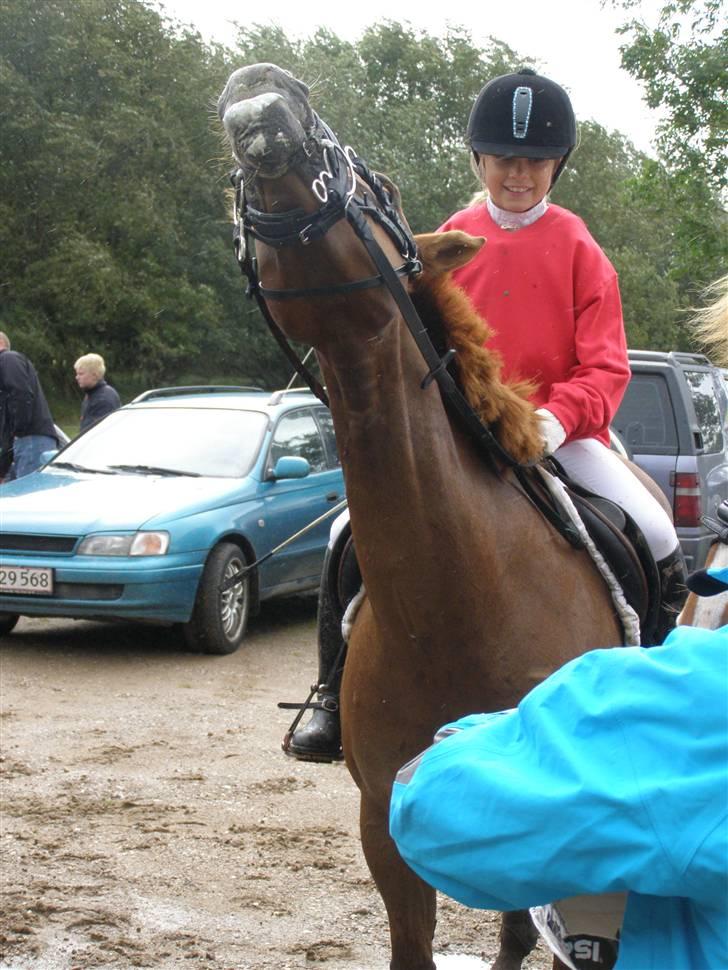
[0,600,553,970]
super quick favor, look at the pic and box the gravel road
[0,602,552,970]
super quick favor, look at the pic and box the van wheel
[182,543,250,655]
[0,613,19,636]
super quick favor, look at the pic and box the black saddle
[325,525,361,619]
[568,488,659,640]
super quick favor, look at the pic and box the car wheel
[182,543,250,655]
[0,613,20,636]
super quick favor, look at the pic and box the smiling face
[478,154,562,212]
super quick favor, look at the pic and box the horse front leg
[492,910,539,970]
[359,792,436,970]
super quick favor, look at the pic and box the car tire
[0,613,20,636]
[182,543,250,655]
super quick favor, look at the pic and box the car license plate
[0,565,54,595]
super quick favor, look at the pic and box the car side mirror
[40,449,59,465]
[269,456,311,480]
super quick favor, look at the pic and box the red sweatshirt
[438,203,630,446]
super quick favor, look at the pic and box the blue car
[0,387,345,653]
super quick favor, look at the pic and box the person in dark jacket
[0,331,58,480]
[75,353,121,432]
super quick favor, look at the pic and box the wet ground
[0,601,552,969]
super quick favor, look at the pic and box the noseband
[230,113,535,470]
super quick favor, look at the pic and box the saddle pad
[536,466,641,645]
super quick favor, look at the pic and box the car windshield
[49,406,269,478]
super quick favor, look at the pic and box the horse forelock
[411,271,544,464]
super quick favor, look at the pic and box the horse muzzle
[219,64,316,178]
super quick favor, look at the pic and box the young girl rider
[288,68,687,763]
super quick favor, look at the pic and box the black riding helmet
[467,68,577,185]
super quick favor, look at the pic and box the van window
[613,374,678,453]
[683,370,725,454]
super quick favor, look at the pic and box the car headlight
[77,532,170,556]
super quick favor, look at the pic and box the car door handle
[326,492,339,501]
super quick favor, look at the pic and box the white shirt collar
[486,196,549,230]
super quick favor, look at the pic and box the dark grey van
[613,350,728,571]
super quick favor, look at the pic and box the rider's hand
[535,408,567,456]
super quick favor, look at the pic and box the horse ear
[415,231,486,274]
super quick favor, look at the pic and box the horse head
[218,63,491,346]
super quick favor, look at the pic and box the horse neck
[318,316,501,615]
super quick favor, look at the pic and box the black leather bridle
[230,112,536,471]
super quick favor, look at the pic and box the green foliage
[610,0,727,297]
[615,0,726,195]
[0,0,291,399]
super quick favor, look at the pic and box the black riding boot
[651,545,689,644]
[287,561,347,762]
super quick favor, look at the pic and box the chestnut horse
[218,63,625,970]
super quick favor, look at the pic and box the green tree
[610,0,727,304]
[614,0,726,194]
[0,0,292,400]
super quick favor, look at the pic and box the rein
[230,115,537,471]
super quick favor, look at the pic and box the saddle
[324,463,663,647]
[561,483,659,642]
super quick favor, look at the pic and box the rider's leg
[555,439,687,643]
[286,560,347,761]
[287,510,355,762]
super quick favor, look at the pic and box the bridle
[229,111,536,471]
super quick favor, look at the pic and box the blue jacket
[80,380,121,432]
[390,625,728,970]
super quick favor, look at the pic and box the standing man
[75,353,121,432]
[0,331,58,481]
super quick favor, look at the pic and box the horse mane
[692,273,728,368]
[411,269,544,464]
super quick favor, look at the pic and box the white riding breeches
[555,438,678,562]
